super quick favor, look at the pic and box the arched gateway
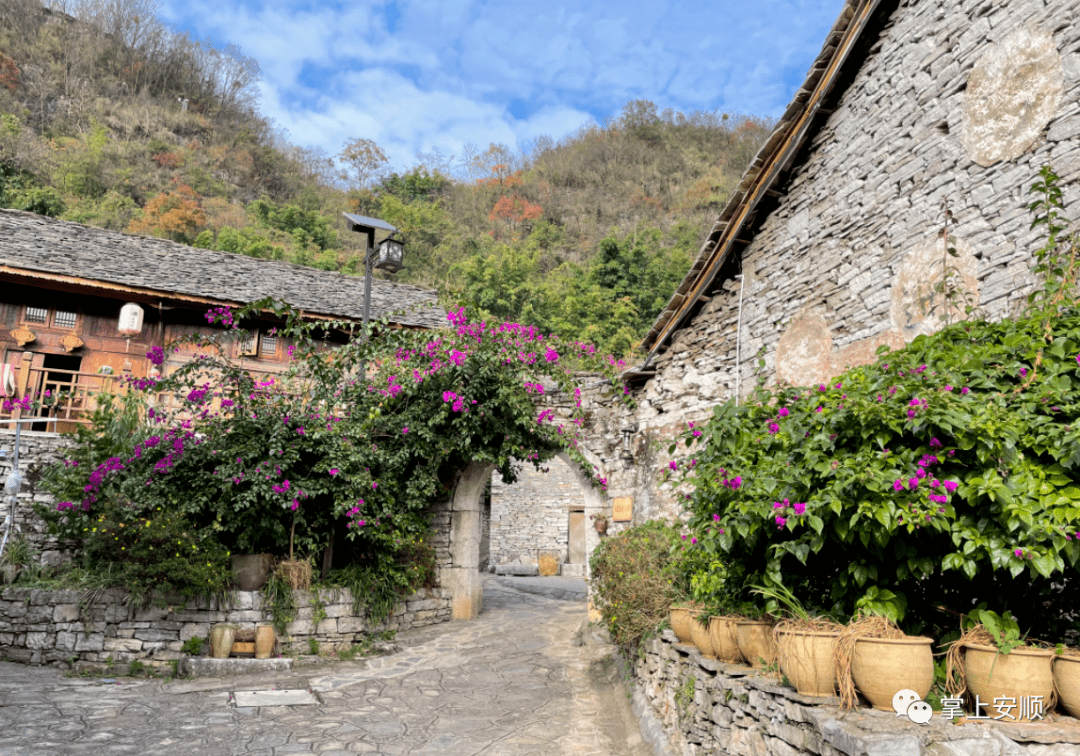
[439,452,608,620]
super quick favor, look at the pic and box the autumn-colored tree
[0,52,18,92]
[488,193,543,239]
[338,137,388,190]
[127,182,206,243]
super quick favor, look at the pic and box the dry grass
[538,553,560,577]
[835,614,907,711]
[275,559,311,590]
[944,625,995,699]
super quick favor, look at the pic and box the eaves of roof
[635,0,888,369]
[0,209,446,329]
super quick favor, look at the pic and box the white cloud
[159,0,844,172]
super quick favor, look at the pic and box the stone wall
[614,0,1080,524]
[0,584,451,668]
[489,456,586,566]
[0,428,74,565]
[630,631,1080,756]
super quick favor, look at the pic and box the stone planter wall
[0,585,451,668]
[630,630,1080,756]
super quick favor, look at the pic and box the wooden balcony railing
[0,350,321,433]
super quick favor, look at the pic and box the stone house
[585,0,1080,527]
[0,207,442,430]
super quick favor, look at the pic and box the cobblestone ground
[0,576,649,756]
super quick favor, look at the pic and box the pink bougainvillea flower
[930,438,942,448]
[768,422,780,434]
[775,516,787,529]
[893,479,905,492]
[961,387,970,395]
[1020,367,1028,378]
[329,469,339,476]
[778,407,790,417]
[402,427,409,434]
[792,502,806,515]
[668,460,678,471]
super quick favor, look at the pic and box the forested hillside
[0,0,772,357]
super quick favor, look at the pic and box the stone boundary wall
[490,456,586,566]
[630,631,1080,756]
[0,429,75,565]
[0,585,451,668]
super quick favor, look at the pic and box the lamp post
[342,213,406,375]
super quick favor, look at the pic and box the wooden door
[568,510,586,564]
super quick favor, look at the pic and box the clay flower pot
[689,610,716,658]
[670,606,694,644]
[778,629,840,697]
[708,616,744,664]
[231,553,273,591]
[964,643,1053,721]
[736,620,778,668]
[254,626,276,659]
[1054,655,1080,718]
[851,636,934,710]
[209,623,236,659]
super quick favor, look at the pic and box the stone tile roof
[638,0,886,360]
[0,209,445,328]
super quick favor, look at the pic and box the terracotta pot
[209,624,236,659]
[736,620,778,668]
[670,606,694,644]
[964,643,1053,721]
[1054,655,1080,718]
[594,518,608,534]
[255,626,275,660]
[851,636,934,710]
[778,629,840,697]
[708,616,744,664]
[231,553,273,591]
[690,611,716,658]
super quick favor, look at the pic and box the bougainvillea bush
[673,309,1080,638]
[38,300,623,603]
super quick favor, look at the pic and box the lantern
[374,237,405,273]
[118,303,145,336]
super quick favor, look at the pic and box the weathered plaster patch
[961,26,1064,167]
[889,236,979,342]
[776,311,833,387]
[830,330,906,375]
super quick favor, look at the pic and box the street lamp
[343,213,406,373]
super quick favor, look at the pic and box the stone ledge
[180,656,294,677]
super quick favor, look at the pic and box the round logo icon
[892,689,921,717]
[907,700,933,725]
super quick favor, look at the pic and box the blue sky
[159,0,844,174]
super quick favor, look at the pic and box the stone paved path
[0,575,649,756]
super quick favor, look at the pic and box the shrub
[589,520,689,653]
[675,307,1080,639]
[674,167,1080,640]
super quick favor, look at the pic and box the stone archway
[442,453,609,621]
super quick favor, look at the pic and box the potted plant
[734,600,779,669]
[0,536,34,584]
[753,582,842,697]
[590,513,609,535]
[945,606,1054,721]
[834,609,935,711]
[670,603,695,644]
[1053,645,1080,718]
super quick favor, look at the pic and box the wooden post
[11,351,33,426]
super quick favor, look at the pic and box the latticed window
[24,307,47,324]
[260,334,278,356]
[54,310,77,329]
